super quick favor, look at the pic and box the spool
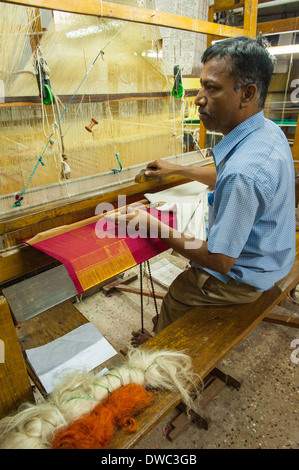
[85,118,98,133]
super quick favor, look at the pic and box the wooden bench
[109,256,299,449]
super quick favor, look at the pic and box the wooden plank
[1,0,250,38]
[0,102,41,108]
[0,296,34,418]
[257,17,299,35]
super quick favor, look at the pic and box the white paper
[145,181,209,240]
[148,258,184,288]
[26,323,117,394]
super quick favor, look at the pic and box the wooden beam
[1,0,250,38]
[199,122,207,150]
[2,89,199,107]
[263,312,299,329]
[0,245,57,285]
[114,284,166,300]
[213,0,275,14]
[214,0,244,13]
[257,17,299,35]
[244,0,258,38]
[207,5,216,49]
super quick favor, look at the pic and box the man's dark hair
[201,35,275,108]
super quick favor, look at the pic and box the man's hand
[104,204,158,236]
[145,159,182,178]
[144,159,217,187]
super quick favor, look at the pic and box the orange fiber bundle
[51,383,154,449]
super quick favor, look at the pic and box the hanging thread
[13,22,127,208]
[146,260,159,321]
[111,153,122,174]
[140,263,144,333]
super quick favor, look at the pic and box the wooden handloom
[1,0,299,443]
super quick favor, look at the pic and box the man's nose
[194,89,207,107]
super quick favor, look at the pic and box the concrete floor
[75,250,299,450]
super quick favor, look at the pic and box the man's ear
[240,84,257,107]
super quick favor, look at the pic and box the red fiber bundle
[51,383,154,449]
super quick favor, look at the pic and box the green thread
[67,393,94,402]
[105,373,124,386]
[144,360,156,374]
[94,383,111,394]
[111,152,122,174]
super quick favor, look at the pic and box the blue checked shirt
[198,111,296,291]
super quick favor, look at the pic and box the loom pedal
[164,368,242,442]
[102,272,138,296]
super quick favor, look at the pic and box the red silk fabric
[29,208,175,293]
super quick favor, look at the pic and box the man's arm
[107,210,236,274]
[155,222,236,274]
[145,159,217,188]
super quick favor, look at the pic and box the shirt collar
[211,110,265,168]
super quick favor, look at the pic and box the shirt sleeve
[207,173,267,258]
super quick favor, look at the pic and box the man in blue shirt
[107,36,296,345]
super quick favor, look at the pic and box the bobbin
[85,118,98,133]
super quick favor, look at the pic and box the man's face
[195,56,244,136]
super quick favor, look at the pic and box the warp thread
[51,383,154,449]
[0,348,202,449]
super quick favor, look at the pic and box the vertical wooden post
[198,5,217,150]
[199,120,207,150]
[244,0,258,38]
[207,5,215,49]
[0,296,34,419]
[293,120,299,160]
